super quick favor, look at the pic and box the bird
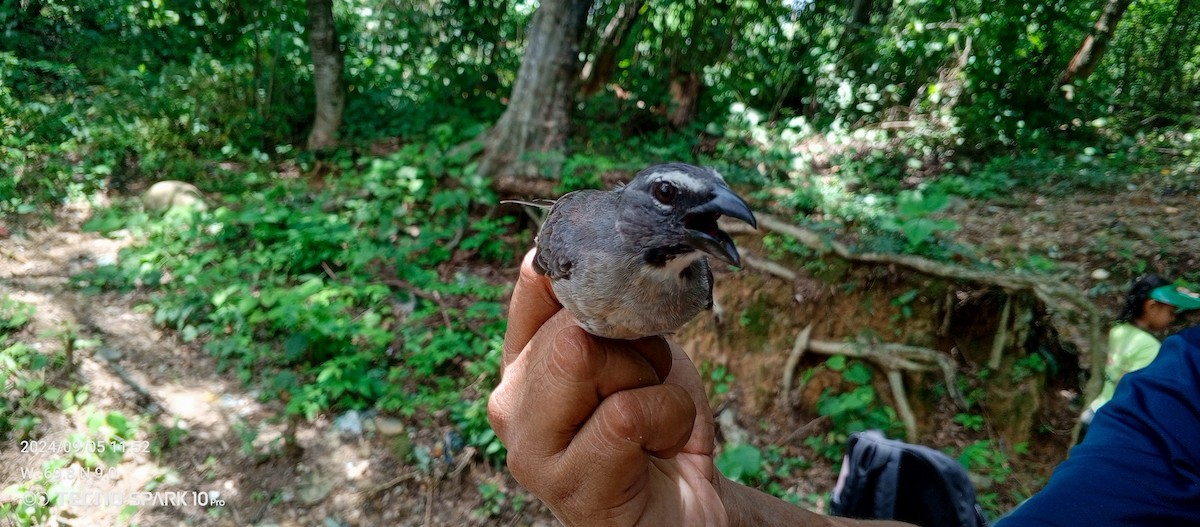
[531,162,757,340]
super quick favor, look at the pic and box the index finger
[502,249,562,368]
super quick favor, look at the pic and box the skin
[489,250,913,527]
[1135,299,1176,332]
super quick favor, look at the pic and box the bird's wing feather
[533,189,615,281]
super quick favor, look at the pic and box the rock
[374,416,406,437]
[334,410,363,436]
[1167,230,1194,242]
[296,470,334,505]
[142,180,208,212]
[716,408,749,446]
[97,346,124,361]
[390,435,413,461]
[1091,269,1110,280]
[343,459,369,480]
[1129,224,1155,241]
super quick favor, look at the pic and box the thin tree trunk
[305,0,345,151]
[665,0,737,129]
[667,69,701,128]
[843,0,875,48]
[580,0,643,96]
[1057,0,1133,87]
[478,0,590,186]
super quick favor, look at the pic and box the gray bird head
[615,163,757,268]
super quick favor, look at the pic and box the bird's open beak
[683,185,757,268]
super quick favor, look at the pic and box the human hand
[489,250,915,527]
[488,250,726,526]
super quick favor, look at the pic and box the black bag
[829,430,989,527]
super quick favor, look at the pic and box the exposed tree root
[989,294,1012,370]
[779,324,813,408]
[751,213,1106,403]
[778,323,968,440]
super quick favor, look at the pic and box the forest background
[2,0,1200,525]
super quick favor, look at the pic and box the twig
[444,221,467,255]
[449,446,476,479]
[772,416,829,448]
[358,470,420,500]
[424,467,440,527]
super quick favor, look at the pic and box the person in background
[1080,275,1200,433]
[492,252,1200,525]
[996,325,1200,525]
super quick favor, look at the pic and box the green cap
[1150,285,1200,312]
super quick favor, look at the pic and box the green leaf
[716,443,764,483]
[285,333,309,360]
[212,285,240,307]
[843,362,872,385]
[826,355,846,371]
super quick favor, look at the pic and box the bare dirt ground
[0,213,551,527]
[1,176,1196,526]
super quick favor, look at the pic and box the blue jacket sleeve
[997,326,1200,526]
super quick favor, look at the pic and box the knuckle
[601,391,649,443]
[547,325,602,383]
[485,387,512,438]
[505,452,557,497]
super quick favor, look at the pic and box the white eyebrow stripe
[653,170,707,193]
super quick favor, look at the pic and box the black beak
[683,185,757,268]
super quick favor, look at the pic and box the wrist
[718,474,914,527]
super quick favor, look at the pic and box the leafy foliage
[6,0,1200,521]
[79,144,515,460]
[805,357,904,461]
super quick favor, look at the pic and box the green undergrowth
[1,296,155,525]
[78,144,519,462]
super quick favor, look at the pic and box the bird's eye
[652,181,678,204]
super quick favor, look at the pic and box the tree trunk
[478,0,590,186]
[305,0,345,151]
[580,0,643,96]
[668,69,701,129]
[1057,0,1133,87]
[663,0,735,129]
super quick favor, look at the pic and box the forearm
[719,475,915,527]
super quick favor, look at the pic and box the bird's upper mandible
[532,162,757,340]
